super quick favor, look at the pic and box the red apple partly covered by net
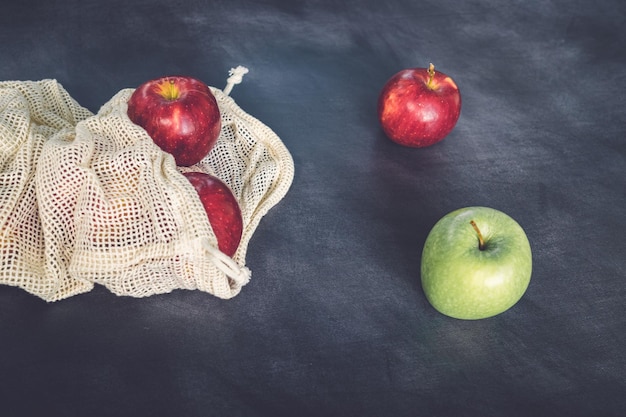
[378,63,461,148]
[127,75,221,166]
[183,172,243,258]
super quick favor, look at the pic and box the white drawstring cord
[202,239,251,287]
[223,66,249,96]
[201,64,251,288]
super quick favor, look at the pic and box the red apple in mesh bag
[127,75,221,166]
[378,63,461,148]
[183,172,243,257]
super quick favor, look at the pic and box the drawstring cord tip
[223,66,249,96]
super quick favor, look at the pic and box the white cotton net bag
[0,67,294,302]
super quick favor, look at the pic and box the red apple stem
[157,79,180,101]
[427,63,436,88]
[470,220,486,251]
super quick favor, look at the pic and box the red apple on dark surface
[377,63,461,148]
[127,76,221,166]
[183,172,243,257]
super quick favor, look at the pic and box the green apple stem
[470,220,486,251]
[427,63,436,88]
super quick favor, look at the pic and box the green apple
[421,206,532,320]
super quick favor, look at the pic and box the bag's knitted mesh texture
[0,79,294,302]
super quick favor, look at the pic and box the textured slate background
[1,0,625,416]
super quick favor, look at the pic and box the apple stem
[470,220,486,251]
[157,79,180,101]
[427,63,436,88]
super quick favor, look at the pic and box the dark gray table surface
[1,1,625,416]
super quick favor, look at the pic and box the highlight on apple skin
[378,63,461,148]
[420,206,532,320]
[127,75,221,167]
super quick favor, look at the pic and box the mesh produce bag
[0,69,294,302]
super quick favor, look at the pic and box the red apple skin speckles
[127,76,221,166]
[183,172,243,257]
[377,65,461,148]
